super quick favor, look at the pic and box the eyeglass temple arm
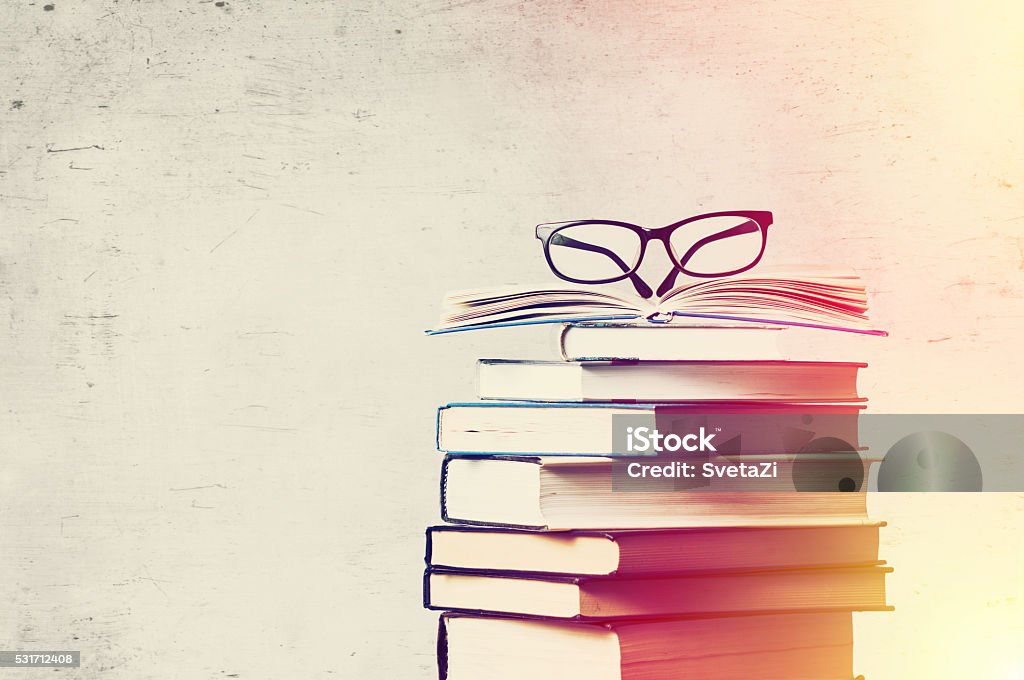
[655,221,761,297]
[550,233,654,299]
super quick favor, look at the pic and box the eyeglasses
[535,211,773,299]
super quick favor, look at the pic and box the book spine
[557,324,570,362]
[439,456,452,523]
[422,568,432,609]
[436,615,449,680]
[424,527,434,567]
[435,405,444,451]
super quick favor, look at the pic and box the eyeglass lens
[547,215,763,283]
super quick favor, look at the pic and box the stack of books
[425,272,890,680]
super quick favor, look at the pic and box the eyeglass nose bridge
[612,226,679,299]
[640,228,688,297]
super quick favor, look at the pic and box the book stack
[425,272,890,680]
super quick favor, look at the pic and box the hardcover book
[426,524,883,575]
[558,322,787,361]
[437,402,863,456]
[425,565,891,619]
[440,455,871,529]
[477,359,865,402]
[438,611,861,680]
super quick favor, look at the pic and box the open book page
[434,286,655,332]
[430,267,884,335]
[658,267,877,332]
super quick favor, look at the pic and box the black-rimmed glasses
[535,211,773,299]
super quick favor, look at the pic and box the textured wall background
[1,1,1022,678]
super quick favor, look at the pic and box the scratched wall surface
[0,2,1022,678]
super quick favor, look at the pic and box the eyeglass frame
[534,210,773,299]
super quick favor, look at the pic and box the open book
[428,267,886,336]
